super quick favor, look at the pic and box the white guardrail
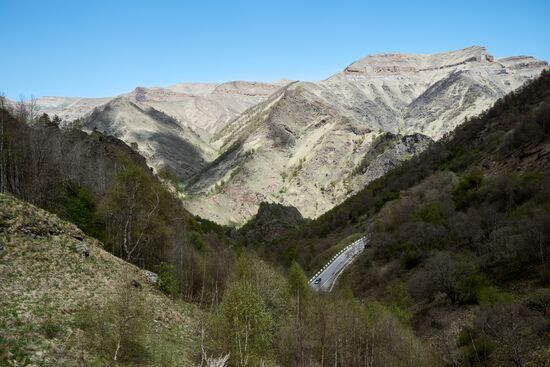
[308,236,368,284]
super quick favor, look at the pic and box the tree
[208,281,273,367]
[15,95,28,123]
[409,251,477,304]
[27,95,39,126]
[0,92,6,193]
[97,158,168,264]
[288,261,311,303]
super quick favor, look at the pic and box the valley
[1,43,549,367]
[32,46,547,225]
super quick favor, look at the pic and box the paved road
[308,236,368,292]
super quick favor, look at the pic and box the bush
[158,262,177,297]
[41,317,62,339]
[523,288,550,317]
[461,273,492,304]
[476,285,514,305]
[375,191,399,210]
[453,170,483,209]
[61,181,103,238]
[457,328,494,365]
[75,283,151,365]
[413,202,444,224]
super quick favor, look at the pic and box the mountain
[36,46,547,225]
[33,95,112,121]
[83,97,215,179]
[183,46,548,224]
[255,70,550,366]
[81,81,286,179]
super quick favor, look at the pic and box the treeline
[203,256,438,367]
[0,100,235,307]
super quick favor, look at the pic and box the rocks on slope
[182,46,547,225]
[239,201,306,244]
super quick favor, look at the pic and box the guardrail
[308,236,368,284]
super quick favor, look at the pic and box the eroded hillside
[183,46,548,225]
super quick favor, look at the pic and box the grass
[0,193,199,366]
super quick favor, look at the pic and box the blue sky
[1,0,549,99]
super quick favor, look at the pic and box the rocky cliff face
[239,202,305,244]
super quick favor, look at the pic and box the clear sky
[1,0,549,99]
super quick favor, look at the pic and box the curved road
[309,236,368,292]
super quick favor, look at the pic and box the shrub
[461,273,492,304]
[413,202,444,224]
[75,283,151,365]
[476,285,514,305]
[453,170,483,209]
[61,181,102,238]
[523,288,550,317]
[41,317,62,339]
[457,328,494,365]
[375,191,399,210]
[158,262,177,297]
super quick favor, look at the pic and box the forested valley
[1,70,549,366]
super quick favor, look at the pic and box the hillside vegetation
[0,106,237,308]
[2,70,549,366]
[250,70,550,365]
[0,193,199,366]
[0,106,439,366]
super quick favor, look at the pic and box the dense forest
[1,70,549,366]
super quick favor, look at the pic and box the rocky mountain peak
[342,45,492,75]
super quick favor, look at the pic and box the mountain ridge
[31,46,548,225]
[181,46,547,224]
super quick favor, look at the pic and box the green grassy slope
[0,193,200,366]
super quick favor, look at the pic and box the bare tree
[0,91,6,192]
[27,95,39,125]
[15,94,28,123]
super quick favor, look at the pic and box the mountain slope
[33,96,112,122]
[251,69,550,367]
[84,97,214,179]
[0,193,199,366]
[79,81,287,179]
[183,46,547,225]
